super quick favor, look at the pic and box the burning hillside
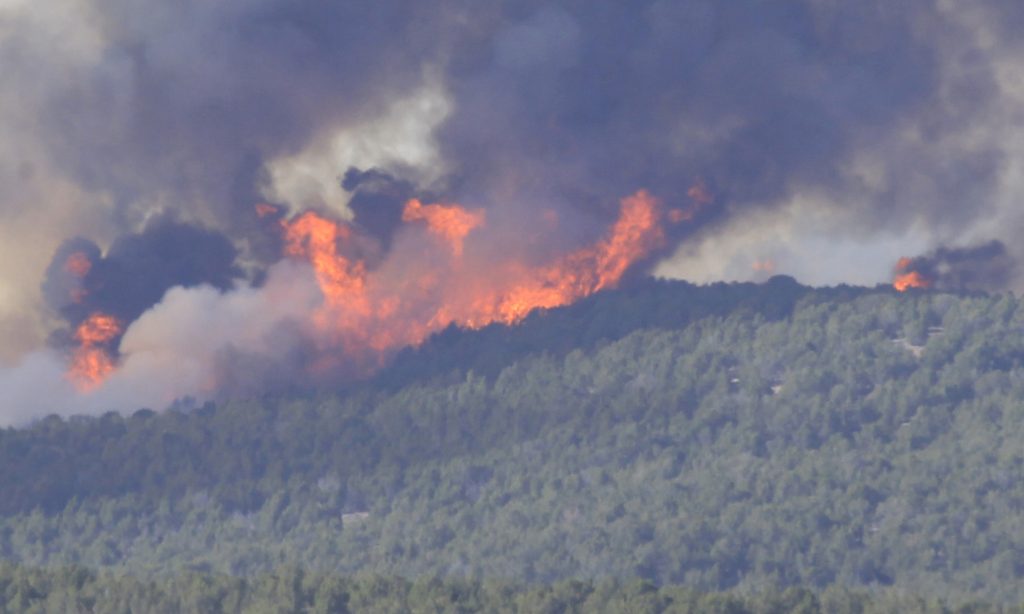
[893,257,932,292]
[51,189,666,394]
[893,241,1013,292]
[3,1,1023,427]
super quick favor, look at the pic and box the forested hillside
[2,280,1024,605]
[0,565,1012,613]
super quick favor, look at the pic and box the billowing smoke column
[40,217,242,389]
[893,241,1013,292]
[42,217,241,325]
[2,0,1024,423]
[10,184,668,418]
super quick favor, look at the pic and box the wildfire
[893,256,931,292]
[283,211,367,306]
[64,251,92,277]
[894,271,930,292]
[280,189,664,372]
[669,179,714,223]
[58,189,668,389]
[472,189,663,324]
[402,199,485,257]
[66,313,121,391]
[281,209,375,360]
[63,251,93,303]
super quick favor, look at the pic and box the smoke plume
[2,1,1024,422]
[42,217,242,329]
[894,241,1014,292]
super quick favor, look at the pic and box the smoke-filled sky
[2,0,1024,423]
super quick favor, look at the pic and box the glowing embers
[669,179,714,224]
[67,313,121,391]
[63,251,93,303]
[752,259,776,275]
[63,251,92,277]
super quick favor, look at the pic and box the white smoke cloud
[264,74,452,217]
[654,193,933,287]
[0,260,322,426]
[657,4,1024,291]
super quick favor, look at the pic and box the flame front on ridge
[62,189,669,390]
[281,189,664,374]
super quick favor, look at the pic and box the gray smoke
[896,240,1014,292]
[437,3,1004,239]
[344,167,418,252]
[7,2,1017,257]
[41,216,243,351]
[2,0,1024,422]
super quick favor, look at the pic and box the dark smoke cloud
[10,1,461,250]
[0,0,1015,293]
[436,2,1006,245]
[40,237,103,320]
[3,0,1024,423]
[344,167,418,252]
[14,1,1013,252]
[42,216,242,345]
[897,240,1014,292]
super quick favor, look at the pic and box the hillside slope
[2,280,1023,603]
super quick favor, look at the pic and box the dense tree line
[0,564,1015,613]
[2,280,1024,602]
[0,277,829,517]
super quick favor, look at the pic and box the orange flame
[283,211,367,305]
[473,190,663,324]
[64,252,92,277]
[669,179,714,223]
[62,191,667,388]
[894,271,930,292]
[280,189,664,373]
[893,256,931,292]
[66,313,121,391]
[281,210,373,359]
[64,252,92,303]
[402,199,485,257]
[752,259,776,274]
